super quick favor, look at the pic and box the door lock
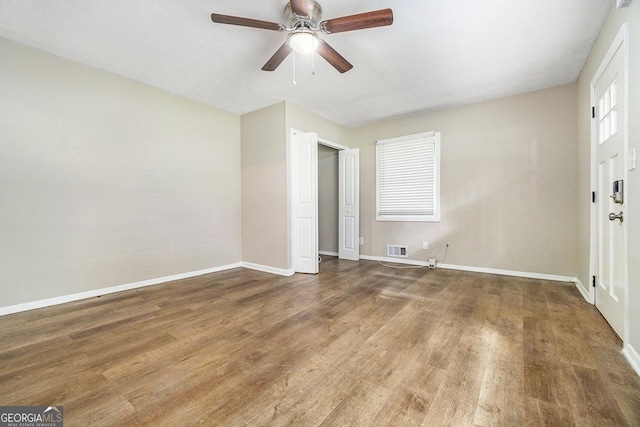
[608,212,623,223]
[610,180,624,204]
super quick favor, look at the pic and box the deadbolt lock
[610,180,624,204]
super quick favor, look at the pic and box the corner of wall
[240,102,289,271]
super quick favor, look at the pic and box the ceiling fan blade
[289,0,309,17]
[320,8,393,34]
[211,13,284,31]
[316,40,353,73]
[262,43,293,71]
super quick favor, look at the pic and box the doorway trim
[318,136,349,151]
[589,23,629,343]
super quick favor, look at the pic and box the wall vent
[387,245,408,257]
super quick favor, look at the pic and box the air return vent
[387,245,408,257]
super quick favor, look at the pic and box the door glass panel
[599,80,618,144]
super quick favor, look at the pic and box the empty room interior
[1,0,640,425]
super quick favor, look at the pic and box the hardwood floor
[1,257,639,426]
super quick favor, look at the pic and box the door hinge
[592,106,596,119]
[592,191,596,203]
[592,276,596,287]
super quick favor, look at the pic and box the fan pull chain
[292,52,297,85]
[311,51,315,76]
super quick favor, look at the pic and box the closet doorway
[290,130,359,274]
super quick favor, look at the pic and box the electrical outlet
[422,241,429,250]
[428,257,436,268]
[359,237,364,245]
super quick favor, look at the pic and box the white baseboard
[438,263,576,283]
[241,262,294,277]
[574,278,594,304]
[0,257,585,317]
[0,263,242,317]
[623,343,640,378]
[359,255,576,282]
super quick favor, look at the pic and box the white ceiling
[0,0,611,127]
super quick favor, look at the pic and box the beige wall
[238,101,352,272]
[246,91,580,278]
[350,84,579,277]
[0,37,242,308]
[285,102,350,146]
[240,102,288,270]
[577,2,640,353]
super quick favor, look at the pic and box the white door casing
[591,24,628,340]
[291,132,318,274]
[339,149,360,261]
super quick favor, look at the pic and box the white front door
[593,33,627,338]
[291,132,318,274]
[338,149,360,261]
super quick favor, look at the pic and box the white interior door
[292,132,318,274]
[594,39,626,338]
[339,148,360,261]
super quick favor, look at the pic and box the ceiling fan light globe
[288,31,319,54]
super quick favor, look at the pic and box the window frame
[375,131,441,222]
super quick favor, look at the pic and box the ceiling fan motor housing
[285,0,323,28]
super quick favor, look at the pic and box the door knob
[608,212,623,223]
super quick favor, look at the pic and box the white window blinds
[376,131,440,222]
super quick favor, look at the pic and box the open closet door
[339,148,360,261]
[292,132,319,274]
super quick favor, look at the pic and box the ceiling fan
[211,0,393,73]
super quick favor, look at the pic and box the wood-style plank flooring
[1,257,639,426]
